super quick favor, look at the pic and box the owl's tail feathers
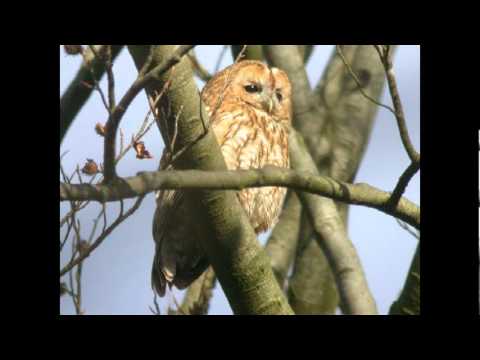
[151,250,175,297]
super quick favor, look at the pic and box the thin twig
[84,45,111,114]
[60,46,123,143]
[214,45,229,73]
[60,195,145,276]
[87,205,107,243]
[103,45,194,182]
[396,219,420,240]
[61,217,74,251]
[105,45,116,110]
[336,45,396,115]
[373,45,420,164]
[187,49,212,82]
[101,203,107,234]
[60,201,90,227]
[75,260,84,314]
[60,172,98,227]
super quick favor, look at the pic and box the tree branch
[289,130,378,314]
[374,45,420,164]
[60,195,145,276]
[178,267,216,315]
[231,45,264,61]
[265,45,398,314]
[389,244,420,314]
[60,45,123,143]
[286,201,339,314]
[60,163,419,230]
[265,45,338,313]
[127,45,293,315]
[264,191,302,289]
[297,45,314,64]
[102,45,194,182]
[387,160,420,209]
[187,49,212,82]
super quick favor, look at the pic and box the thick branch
[289,131,378,314]
[292,45,398,314]
[60,164,420,230]
[127,45,293,315]
[264,191,302,288]
[297,45,314,63]
[264,46,403,314]
[265,45,337,313]
[287,214,339,314]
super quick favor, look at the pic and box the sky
[60,45,420,315]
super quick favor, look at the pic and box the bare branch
[373,45,420,164]
[336,45,396,115]
[103,45,195,182]
[287,45,398,314]
[231,45,263,61]
[187,49,212,82]
[84,45,111,114]
[289,130,378,314]
[387,160,420,210]
[60,45,123,143]
[60,164,420,230]
[264,191,302,289]
[396,219,420,240]
[215,45,229,73]
[60,195,145,276]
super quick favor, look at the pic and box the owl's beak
[261,94,275,114]
[267,98,274,113]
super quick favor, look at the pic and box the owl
[152,60,292,296]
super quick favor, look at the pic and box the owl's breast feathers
[206,104,289,233]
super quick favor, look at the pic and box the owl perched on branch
[152,60,292,296]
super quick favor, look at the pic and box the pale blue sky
[60,45,420,315]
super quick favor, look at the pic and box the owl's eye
[276,91,283,102]
[244,84,262,93]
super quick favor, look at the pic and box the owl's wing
[152,147,210,296]
[152,187,210,296]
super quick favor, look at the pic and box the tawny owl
[152,60,292,296]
